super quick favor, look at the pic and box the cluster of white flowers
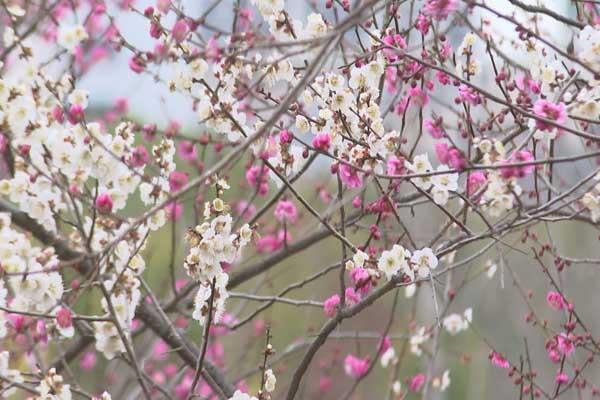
[0,67,153,231]
[410,326,429,356]
[252,0,328,43]
[432,370,451,392]
[228,390,258,400]
[581,173,600,222]
[0,213,63,317]
[476,139,523,217]
[35,368,73,400]
[264,368,277,393]
[0,351,23,397]
[407,154,458,205]
[185,190,252,325]
[443,308,473,335]
[57,24,88,52]
[377,244,438,282]
[575,25,600,83]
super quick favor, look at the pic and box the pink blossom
[319,376,332,393]
[206,37,221,62]
[56,307,72,329]
[416,14,430,34]
[128,56,145,74]
[500,150,535,179]
[458,85,481,105]
[246,165,269,196]
[174,375,193,398]
[95,193,113,214]
[409,373,426,392]
[178,140,198,162]
[256,234,280,253]
[130,145,149,167]
[468,171,487,195]
[238,7,254,30]
[424,118,445,139]
[312,132,331,151]
[490,351,510,369]
[423,0,459,20]
[533,99,567,131]
[67,104,84,124]
[274,200,298,223]
[436,70,451,85]
[323,294,340,317]
[172,19,189,43]
[344,287,361,306]
[382,34,406,61]
[350,267,372,294]
[235,200,256,220]
[35,320,48,345]
[343,354,369,379]
[169,171,189,192]
[113,97,129,114]
[339,164,363,188]
[165,120,181,138]
[386,155,405,176]
[79,352,97,371]
[555,372,569,384]
[166,201,183,220]
[380,336,392,353]
[515,74,541,94]
[546,291,566,311]
[557,333,574,356]
[408,86,429,108]
[435,142,451,164]
[156,0,170,13]
[279,129,293,145]
[385,66,399,92]
[153,340,169,361]
[52,105,64,123]
[448,148,467,171]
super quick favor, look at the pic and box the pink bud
[95,193,114,214]
[312,132,331,151]
[168,171,189,192]
[279,129,293,145]
[172,19,189,43]
[130,145,149,167]
[80,352,97,371]
[129,56,145,74]
[67,104,84,124]
[323,294,340,317]
[409,373,426,392]
[56,307,73,329]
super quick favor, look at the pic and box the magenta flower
[533,99,567,131]
[490,351,510,369]
[95,193,114,214]
[312,132,331,151]
[339,163,363,188]
[323,294,340,317]
[169,171,189,192]
[171,19,189,43]
[500,150,535,179]
[546,291,566,311]
[178,140,198,162]
[274,199,298,223]
[344,354,370,379]
[409,373,426,392]
[422,0,459,20]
